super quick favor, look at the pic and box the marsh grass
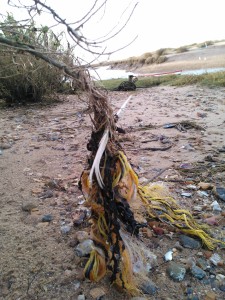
[96,71,225,90]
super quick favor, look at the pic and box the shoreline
[108,43,225,75]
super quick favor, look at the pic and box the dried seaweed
[171,120,205,132]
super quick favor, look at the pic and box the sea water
[90,66,225,80]
[89,66,134,80]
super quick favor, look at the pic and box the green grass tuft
[96,71,225,90]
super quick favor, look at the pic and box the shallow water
[181,67,225,75]
[89,66,134,80]
[90,66,225,80]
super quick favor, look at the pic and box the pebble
[190,265,206,279]
[22,202,37,212]
[198,182,213,190]
[186,184,197,190]
[188,295,199,300]
[77,295,85,300]
[41,214,53,222]
[209,253,223,266]
[48,133,60,141]
[218,146,225,153]
[73,280,81,291]
[204,291,216,300]
[131,298,147,300]
[197,112,207,118]
[179,235,201,249]
[76,231,89,242]
[213,187,225,202]
[186,287,194,296]
[39,189,54,199]
[204,215,219,226]
[0,143,12,149]
[166,262,186,282]
[75,239,94,257]
[72,210,87,226]
[61,225,72,234]
[204,251,213,259]
[219,284,225,292]
[193,205,203,212]
[174,241,183,251]
[216,273,225,282]
[140,279,157,295]
[52,146,65,151]
[196,258,210,271]
[179,163,192,169]
[181,144,195,151]
[89,287,106,299]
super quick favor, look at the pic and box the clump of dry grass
[176,46,188,53]
[109,49,168,68]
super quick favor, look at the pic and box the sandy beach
[1,84,225,299]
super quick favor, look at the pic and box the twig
[140,144,173,151]
[147,168,169,183]
[27,266,43,295]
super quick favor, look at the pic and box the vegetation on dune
[95,39,223,70]
[176,46,188,53]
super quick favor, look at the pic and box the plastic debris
[211,200,222,212]
[164,250,173,261]
[209,253,223,266]
[197,190,209,197]
[181,192,192,198]
[163,123,176,129]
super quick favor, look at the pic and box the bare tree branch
[4,0,138,60]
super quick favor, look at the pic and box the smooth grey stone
[190,265,206,279]
[140,279,157,295]
[179,235,201,249]
[214,187,225,201]
[42,214,53,222]
[167,262,186,282]
[60,225,72,234]
[196,258,210,271]
[219,284,225,292]
[131,298,147,300]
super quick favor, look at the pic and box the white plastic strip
[89,128,109,189]
[116,95,133,117]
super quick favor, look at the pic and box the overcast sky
[1,0,225,61]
